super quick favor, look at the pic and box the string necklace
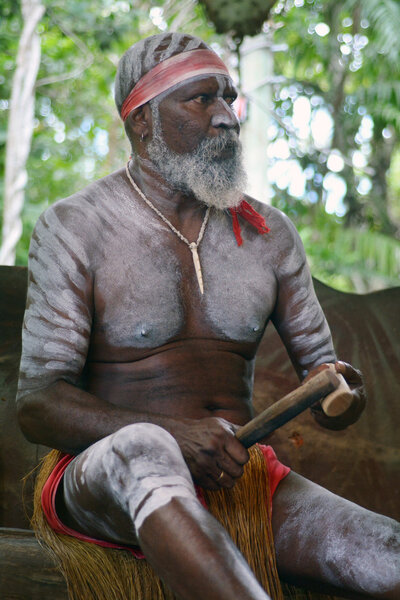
[125,164,210,294]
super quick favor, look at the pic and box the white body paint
[17,167,335,400]
[273,475,400,596]
[64,423,197,539]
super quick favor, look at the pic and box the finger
[303,363,331,383]
[191,449,240,487]
[198,469,236,491]
[215,417,239,436]
[216,455,244,479]
[214,470,236,489]
[203,474,222,490]
[334,361,363,385]
[192,469,221,490]
[211,417,249,465]
[224,435,250,466]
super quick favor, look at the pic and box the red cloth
[41,454,146,557]
[41,444,290,559]
[121,49,230,121]
[259,444,290,498]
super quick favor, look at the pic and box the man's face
[153,74,240,155]
[146,74,247,210]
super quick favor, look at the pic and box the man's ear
[126,104,152,140]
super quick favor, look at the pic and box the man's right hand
[170,417,250,490]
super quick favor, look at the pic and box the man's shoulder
[244,195,301,246]
[35,167,129,244]
[44,167,126,219]
[31,168,127,260]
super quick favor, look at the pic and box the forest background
[1,0,399,293]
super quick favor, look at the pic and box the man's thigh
[59,423,196,546]
[272,471,400,598]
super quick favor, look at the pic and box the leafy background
[0,0,399,292]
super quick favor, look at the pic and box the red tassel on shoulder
[229,200,270,247]
[230,207,243,246]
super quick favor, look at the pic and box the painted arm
[270,211,365,428]
[16,203,109,452]
[16,203,247,486]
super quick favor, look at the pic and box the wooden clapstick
[320,363,353,416]
[236,369,342,448]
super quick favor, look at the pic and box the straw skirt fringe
[32,445,334,600]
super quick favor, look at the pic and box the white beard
[147,107,247,210]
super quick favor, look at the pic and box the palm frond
[300,221,400,293]
[344,0,400,62]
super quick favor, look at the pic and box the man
[17,32,399,600]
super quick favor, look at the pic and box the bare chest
[89,213,278,359]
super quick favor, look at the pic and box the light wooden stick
[320,363,353,416]
[236,369,341,448]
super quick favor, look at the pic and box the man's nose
[210,99,240,132]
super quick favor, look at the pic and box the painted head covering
[115,33,229,121]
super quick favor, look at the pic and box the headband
[120,49,230,121]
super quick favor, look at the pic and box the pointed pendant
[189,243,204,294]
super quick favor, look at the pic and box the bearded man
[17,33,399,600]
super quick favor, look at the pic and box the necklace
[125,164,210,294]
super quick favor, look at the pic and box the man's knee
[372,516,400,598]
[110,422,182,464]
[64,423,197,537]
[328,507,400,597]
[108,423,197,534]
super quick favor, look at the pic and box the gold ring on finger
[217,470,224,481]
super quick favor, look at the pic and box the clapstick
[236,369,343,448]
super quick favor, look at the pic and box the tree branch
[35,11,93,88]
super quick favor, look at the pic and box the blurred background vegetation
[1,0,399,292]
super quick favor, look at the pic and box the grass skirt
[32,445,334,600]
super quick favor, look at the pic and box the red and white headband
[120,49,230,121]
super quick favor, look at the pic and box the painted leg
[272,472,400,599]
[138,496,270,600]
[60,423,270,600]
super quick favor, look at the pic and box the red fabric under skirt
[41,443,290,559]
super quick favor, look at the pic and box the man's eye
[224,96,236,105]
[193,94,210,104]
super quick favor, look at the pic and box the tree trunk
[240,33,273,204]
[0,0,45,265]
[368,124,398,236]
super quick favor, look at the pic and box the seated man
[17,32,399,600]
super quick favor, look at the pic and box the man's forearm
[17,379,189,455]
[17,378,250,490]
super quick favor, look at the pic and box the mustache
[194,130,241,160]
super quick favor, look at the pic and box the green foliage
[298,208,400,292]
[270,0,400,210]
[0,0,21,224]
[1,0,227,264]
[264,0,400,291]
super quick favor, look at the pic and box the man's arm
[17,203,248,488]
[19,378,248,488]
[269,210,365,428]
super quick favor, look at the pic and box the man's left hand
[309,361,366,430]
